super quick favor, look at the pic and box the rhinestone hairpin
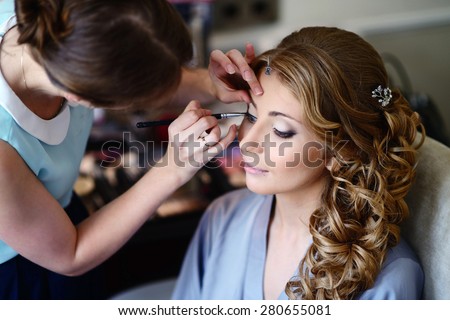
[265,57,271,75]
[371,85,392,107]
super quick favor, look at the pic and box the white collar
[0,15,70,145]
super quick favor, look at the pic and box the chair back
[403,136,450,299]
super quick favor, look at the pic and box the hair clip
[265,57,271,75]
[371,85,392,107]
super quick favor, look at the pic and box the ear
[62,92,95,108]
[62,92,82,103]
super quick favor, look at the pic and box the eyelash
[244,112,296,139]
[274,128,296,139]
[245,112,257,124]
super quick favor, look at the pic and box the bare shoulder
[0,139,28,179]
[0,139,74,272]
[0,140,36,205]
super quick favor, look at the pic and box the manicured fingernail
[227,64,235,74]
[244,71,252,81]
[254,87,263,95]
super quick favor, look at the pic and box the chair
[403,136,450,299]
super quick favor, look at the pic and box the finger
[227,50,263,96]
[246,77,263,97]
[173,114,218,145]
[203,125,221,146]
[226,49,254,81]
[237,90,252,104]
[184,100,201,112]
[188,115,218,140]
[244,43,256,64]
[209,124,237,155]
[216,89,251,104]
[210,49,236,75]
[169,107,212,133]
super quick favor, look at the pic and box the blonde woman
[173,26,424,300]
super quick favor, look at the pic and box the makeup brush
[136,112,246,128]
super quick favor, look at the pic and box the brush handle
[136,112,246,128]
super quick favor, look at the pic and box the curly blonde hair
[251,27,424,299]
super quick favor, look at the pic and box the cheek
[271,141,299,165]
[275,147,327,188]
[271,140,325,170]
[302,141,326,169]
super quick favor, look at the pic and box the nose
[239,124,264,155]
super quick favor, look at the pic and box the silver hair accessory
[265,58,271,75]
[371,85,392,107]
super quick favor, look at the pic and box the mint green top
[0,16,94,264]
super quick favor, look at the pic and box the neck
[272,175,327,231]
[1,27,65,119]
[18,47,65,119]
[19,43,59,95]
[272,195,317,232]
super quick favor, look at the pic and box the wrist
[181,68,216,105]
[147,164,186,194]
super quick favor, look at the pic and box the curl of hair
[15,0,193,107]
[251,27,425,299]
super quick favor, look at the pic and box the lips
[242,162,268,175]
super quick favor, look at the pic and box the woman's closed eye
[245,112,296,138]
[273,128,296,139]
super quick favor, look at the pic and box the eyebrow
[268,110,296,120]
[249,100,297,121]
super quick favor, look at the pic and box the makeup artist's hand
[209,43,263,104]
[157,100,237,184]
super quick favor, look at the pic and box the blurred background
[1,0,449,298]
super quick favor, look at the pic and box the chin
[246,182,274,195]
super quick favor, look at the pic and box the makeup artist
[0,0,261,299]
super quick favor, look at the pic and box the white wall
[211,0,450,51]
[280,0,450,30]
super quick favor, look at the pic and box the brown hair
[15,0,193,108]
[251,27,424,299]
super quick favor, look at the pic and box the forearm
[70,165,182,276]
[170,68,216,107]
